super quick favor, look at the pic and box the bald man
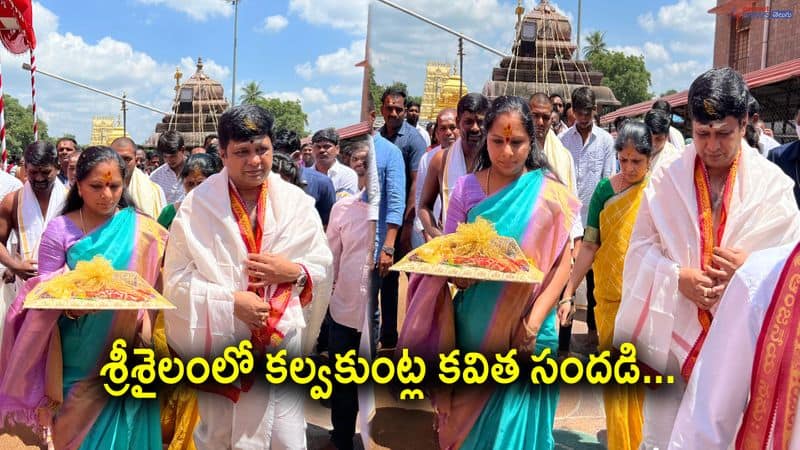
[111,137,167,218]
[415,108,459,242]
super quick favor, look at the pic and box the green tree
[255,97,308,137]
[368,68,383,112]
[240,81,264,105]
[407,95,423,107]
[589,51,652,107]
[3,94,49,159]
[659,89,679,97]
[370,75,420,110]
[582,31,607,60]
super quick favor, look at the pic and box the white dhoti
[194,329,307,450]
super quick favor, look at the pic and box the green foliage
[659,89,679,97]
[589,51,652,107]
[254,97,309,137]
[240,81,265,105]
[369,68,421,110]
[582,31,607,60]
[3,94,49,159]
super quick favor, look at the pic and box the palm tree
[582,31,607,59]
[239,81,264,105]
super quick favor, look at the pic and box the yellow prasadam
[391,217,543,283]
[24,256,175,310]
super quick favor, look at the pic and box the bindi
[502,123,513,144]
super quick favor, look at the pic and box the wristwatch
[295,268,307,288]
[382,246,395,256]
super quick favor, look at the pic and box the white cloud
[263,87,329,106]
[296,40,365,80]
[135,0,232,21]
[289,0,368,35]
[261,90,359,132]
[637,12,656,32]
[263,91,303,102]
[633,0,715,95]
[301,87,329,104]
[262,15,289,33]
[669,40,713,57]
[369,0,517,97]
[295,62,313,80]
[651,59,709,94]
[637,0,715,37]
[328,84,362,97]
[609,45,644,58]
[608,43,670,65]
[307,100,360,132]
[643,42,670,63]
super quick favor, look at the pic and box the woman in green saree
[399,96,580,449]
[0,146,168,449]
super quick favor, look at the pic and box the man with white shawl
[668,240,800,450]
[164,105,332,450]
[614,68,800,449]
[111,136,166,218]
[0,142,66,354]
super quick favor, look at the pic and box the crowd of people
[0,64,799,450]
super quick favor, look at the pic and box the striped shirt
[559,125,617,227]
[149,164,185,204]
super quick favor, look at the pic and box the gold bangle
[558,296,574,306]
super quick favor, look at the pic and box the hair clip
[243,117,260,132]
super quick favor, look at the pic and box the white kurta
[614,144,800,449]
[668,242,799,450]
[164,169,332,450]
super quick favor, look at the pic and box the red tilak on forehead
[102,170,112,182]
[503,123,513,144]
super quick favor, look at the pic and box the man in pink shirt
[326,139,374,450]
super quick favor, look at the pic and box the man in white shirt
[150,130,187,204]
[559,86,616,348]
[310,128,358,200]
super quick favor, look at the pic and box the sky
[370,0,717,112]
[0,0,367,145]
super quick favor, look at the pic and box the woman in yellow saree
[559,121,656,450]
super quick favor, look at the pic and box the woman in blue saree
[0,146,167,449]
[398,96,580,449]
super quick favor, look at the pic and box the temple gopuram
[89,116,126,146]
[482,0,619,108]
[420,62,468,122]
[146,57,229,148]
